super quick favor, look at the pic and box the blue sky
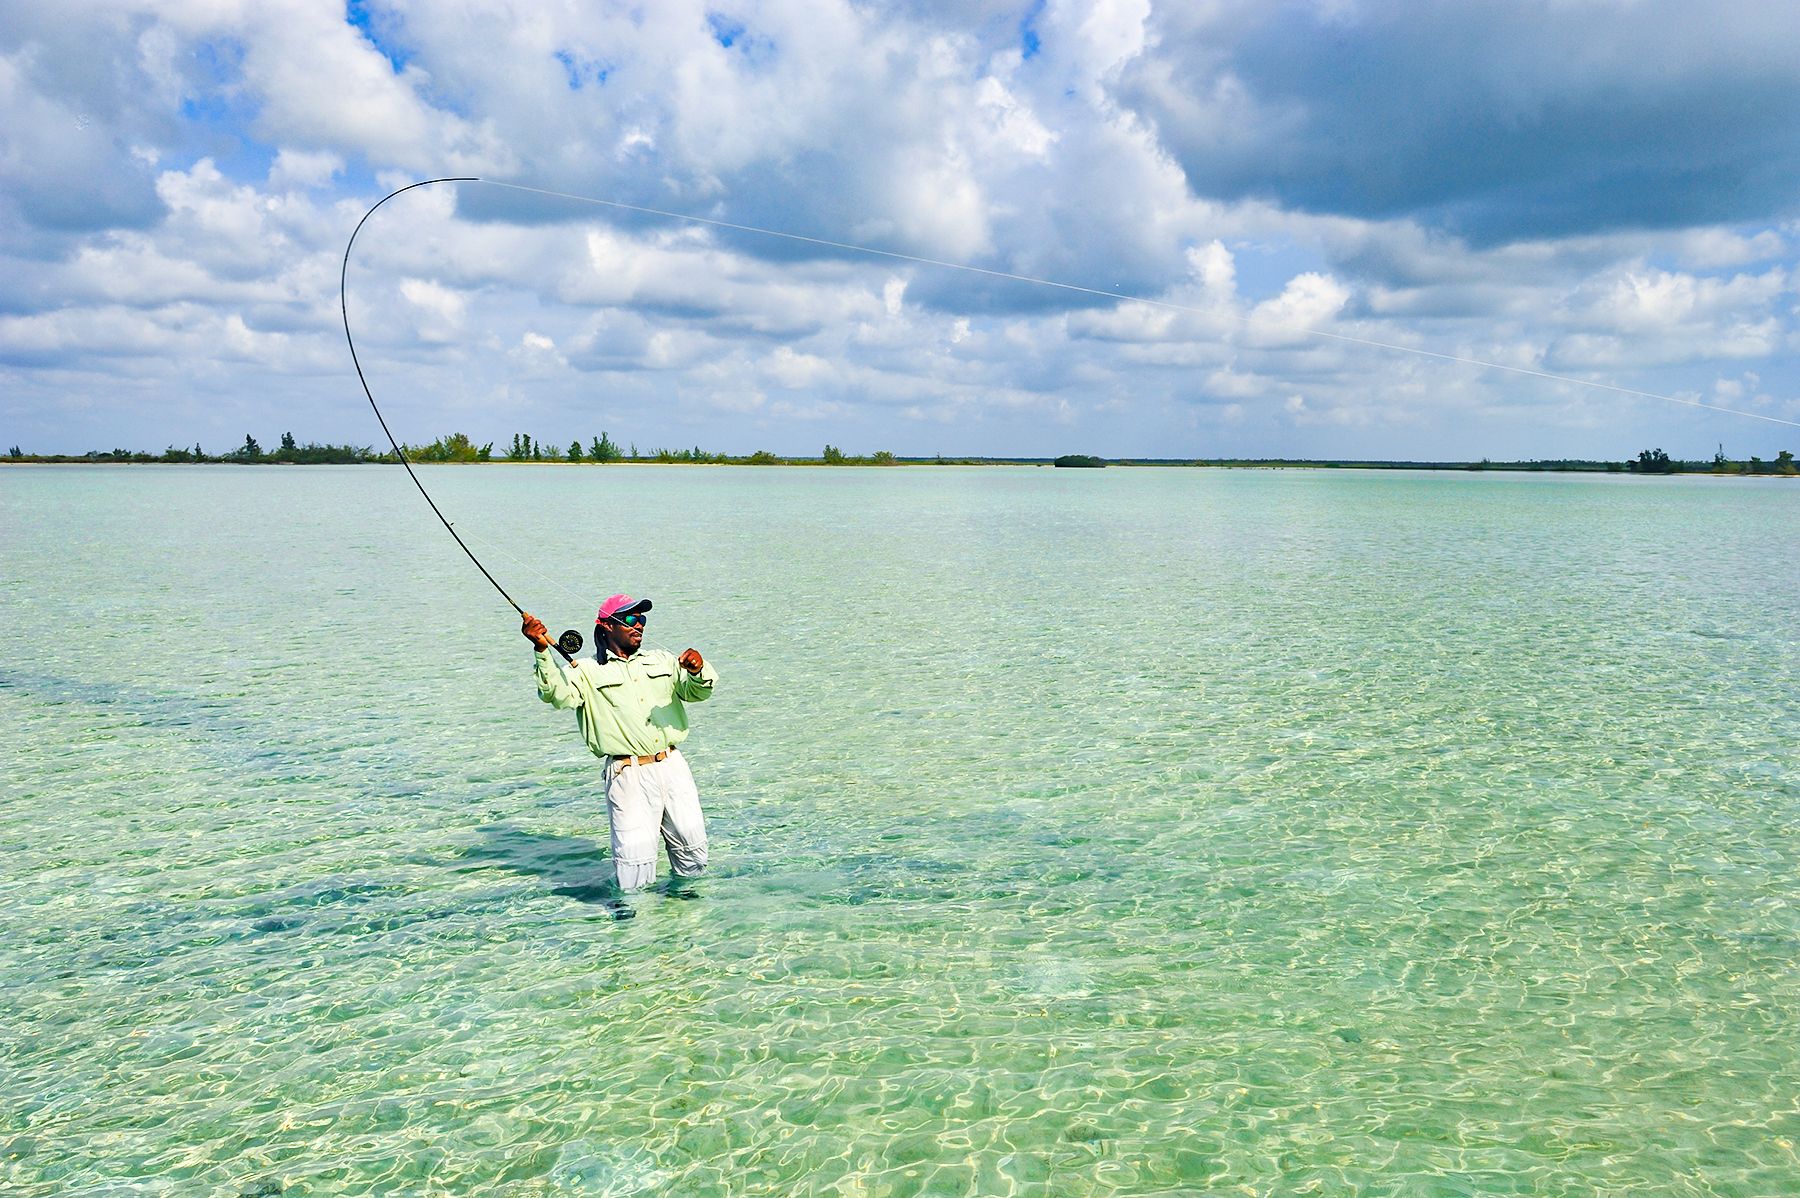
[2,0,1798,459]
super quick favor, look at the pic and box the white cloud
[398,278,467,340]
[975,76,1057,159]
[1204,365,1268,399]
[1674,228,1787,270]
[1546,267,1789,367]
[1590,268,1786,335]
[268,149,343,191]
[882,278,907,317]
[764,346,832,388]
[507,330,566,376]
[1247,272,1351,346]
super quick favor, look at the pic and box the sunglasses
[607,612,648,628]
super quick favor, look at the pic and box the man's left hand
[679,648,705,674]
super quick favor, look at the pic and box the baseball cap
[596,594,652,622]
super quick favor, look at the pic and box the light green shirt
[534,646,717,759]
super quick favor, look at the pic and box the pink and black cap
[596,593,652,623]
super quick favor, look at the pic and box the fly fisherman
[520,594,717,892]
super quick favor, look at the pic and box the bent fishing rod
[340,177,584,663]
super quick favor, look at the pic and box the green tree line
[1630,447,1797,475]
[1,432,906,466]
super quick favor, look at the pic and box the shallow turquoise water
[3,464,1797,1196]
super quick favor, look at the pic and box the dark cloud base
[1123,3,1800,244]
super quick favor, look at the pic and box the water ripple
[2,466,1797,1195]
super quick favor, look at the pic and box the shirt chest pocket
[641,665,681,712]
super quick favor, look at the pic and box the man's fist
[679,648,704,674]
[521,612,551,650]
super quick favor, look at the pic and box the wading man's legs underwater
[522,594,717,892]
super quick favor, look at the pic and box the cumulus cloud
[1549,266,1788,368]
[1247,273,1351,347]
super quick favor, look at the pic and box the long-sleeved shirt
[534,646,717,759]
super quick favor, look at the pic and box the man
[520,594,718,892]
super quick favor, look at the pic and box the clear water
[3,464,1797,1196]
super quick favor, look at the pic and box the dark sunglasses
[607,612,648,628]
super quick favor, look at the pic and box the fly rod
[339,176,582,662]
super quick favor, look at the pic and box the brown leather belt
[611,749,674,767]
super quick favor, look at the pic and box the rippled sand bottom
[3,465,1797,1195]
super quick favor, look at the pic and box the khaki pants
[604,749,708,891]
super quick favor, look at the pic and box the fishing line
[446,518,673,654]
[341,176,585,661]
[447,519,677,656]
[344,175,1799,644]
[448,520,593,610]
[478,178,1800,431]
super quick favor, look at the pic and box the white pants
[604,749,708,891]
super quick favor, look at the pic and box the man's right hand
[521,612,551,650]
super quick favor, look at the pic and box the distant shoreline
[6,456,1796,476]
[11,432,1791,476]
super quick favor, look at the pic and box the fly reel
[557,628,585,657]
